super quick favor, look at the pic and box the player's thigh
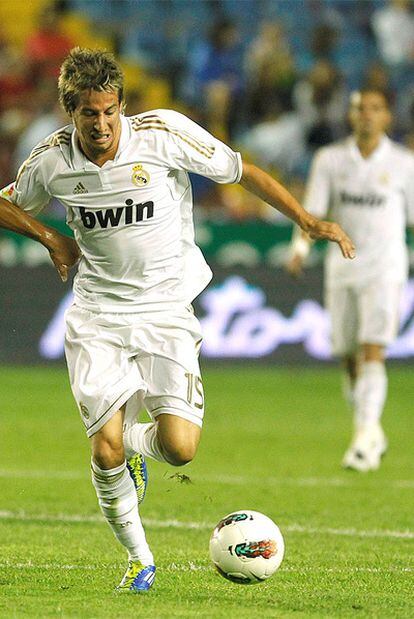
[325,286,358,356]
[137,310,204,426]
[138,333,204,461]
[143,356,204,463]
[358,281,402,347]
[65,305,144,438]
[140,353,204,429]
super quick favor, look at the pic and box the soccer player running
[0,48,354,592]
[287,88,414,472]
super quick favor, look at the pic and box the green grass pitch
[0,365,413,618]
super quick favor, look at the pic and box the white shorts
[64,305,204,437]
[325,280,402,356]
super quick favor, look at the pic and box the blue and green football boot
[116,560,156,593]
[126,453,148,505]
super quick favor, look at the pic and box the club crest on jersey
[132,164,150,187]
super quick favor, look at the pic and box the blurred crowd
[0,0,413,221]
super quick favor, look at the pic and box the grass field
[0,365,413,618]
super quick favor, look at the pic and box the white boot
[342,423,387,472]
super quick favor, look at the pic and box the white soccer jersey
[1,110,242,312]
[304,136,414,287]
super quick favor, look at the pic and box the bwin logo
[79,200,154,229]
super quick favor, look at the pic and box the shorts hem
[333,337,393,356]
[85,386,139,438]
[359,337,395,346]
[150,405,203,428]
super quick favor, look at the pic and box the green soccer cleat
[126,453,148,504]
[116,560,156,593]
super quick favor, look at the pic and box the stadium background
[1,0,414,364]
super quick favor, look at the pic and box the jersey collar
[348,134,391,163]
[70,114,131,170]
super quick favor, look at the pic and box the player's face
[349,92,391,139]
[71,89,122,164]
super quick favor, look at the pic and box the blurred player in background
[0,48,354,592]
[287,88,414,472]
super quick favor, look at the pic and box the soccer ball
[209,510,285,584]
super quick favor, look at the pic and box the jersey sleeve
[303,148,332,218]
[0,144,51,216]
[150,110,242,184]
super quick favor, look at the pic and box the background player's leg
[91,410,154,567]
[327,286,358,409]
[124,414,201,466]
[354,344,387,428]
[343,344,387,471]
[341,354,358,408]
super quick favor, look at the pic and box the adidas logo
[73,182,88,194]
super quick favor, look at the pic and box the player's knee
[92,436,125,469]
[360,343,384,363]
[156,414,201,465]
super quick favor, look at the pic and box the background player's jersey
[304,136,414,287]
[1,110,242,312]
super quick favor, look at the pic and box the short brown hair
[350,88,393,110]
[58,47,124,114]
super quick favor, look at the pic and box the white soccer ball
[209,510,285,584]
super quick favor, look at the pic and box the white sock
[124,422,167,462]
[354,361,387,428]
[91,460,153,565]
[341,372,356,409]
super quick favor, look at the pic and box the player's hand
[44,231,81,282]
[285,254,304,278]
[307,219,355,259]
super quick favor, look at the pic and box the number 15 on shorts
[185,373,204,410]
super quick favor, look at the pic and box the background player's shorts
[64,305,204,437]
[325,280,402,356]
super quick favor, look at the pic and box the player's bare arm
[240,162,355,259]
[0,196,80,282]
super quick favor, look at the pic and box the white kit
[1,110,242,431]
[304,136,414,353]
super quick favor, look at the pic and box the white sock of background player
[353,361,387,429]
[341,372,356,409]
